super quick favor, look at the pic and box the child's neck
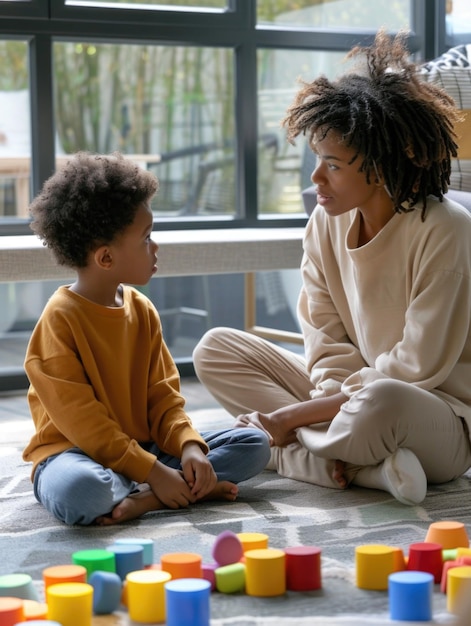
[70,275,123,307]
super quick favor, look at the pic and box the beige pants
[193,327,471,488]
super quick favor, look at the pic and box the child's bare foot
[95,481,239,525]
[333,459,348,489]
[95,488,164,526]
[234,412,297,447]
[199,480,239,503]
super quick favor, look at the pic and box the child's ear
[94,246,113,270]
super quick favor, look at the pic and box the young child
[193,29,471,505]
[22,151,270,526]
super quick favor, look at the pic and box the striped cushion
[420,45,471,191]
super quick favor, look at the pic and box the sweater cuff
[117,442,157,483]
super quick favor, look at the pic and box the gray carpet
[1,401,469,625]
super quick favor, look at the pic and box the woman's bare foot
[333,460,348,489]
[95,489,164,526]
[234,412,297,447]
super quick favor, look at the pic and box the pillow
[419,44,471,192]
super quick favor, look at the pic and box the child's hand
[181,442,218,500]
[146,461,196,509]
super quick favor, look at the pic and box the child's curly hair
[282,29,461,218]
[29,151,159,268]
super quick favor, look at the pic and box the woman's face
[311,131,381,216]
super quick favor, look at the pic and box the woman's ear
[94,246,113,270]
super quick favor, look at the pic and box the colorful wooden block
[425,521,469,550]
[165,578,211,626]
[355,544,398,590]
[284,546,322,591]
[161,552,203,580]
[244,548,286,597]
[389,571,434,621]
[126,569,171,624]
[407,542,443,583]
[46,582,93,626]
[214,562,245,594]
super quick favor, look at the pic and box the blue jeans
[33,428,270,525]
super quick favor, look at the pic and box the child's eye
[328,163,339,171]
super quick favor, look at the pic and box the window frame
[0,0,445,236]
[0,0,48,18]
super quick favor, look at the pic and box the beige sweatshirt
[298,196,471,431]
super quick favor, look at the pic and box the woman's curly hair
[282,29,462,218]
[29,151,159,268]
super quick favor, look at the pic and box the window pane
[258,48,345,215]
[65,0,226,9]
[53,42,236,218]
[257,0,411,30]
[0,40,30,220]
[446,0,471,47]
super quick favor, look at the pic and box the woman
[193,30,471,505]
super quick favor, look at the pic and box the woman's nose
[311,164,322,184]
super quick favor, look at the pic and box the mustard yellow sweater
[23,285,207,481]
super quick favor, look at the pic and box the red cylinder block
[284,546,322,591]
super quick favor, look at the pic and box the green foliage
[0,41,27,90]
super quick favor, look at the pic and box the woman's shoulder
[424,194,471,232]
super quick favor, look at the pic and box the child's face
[110,202,158,285]
[311,131,381,216]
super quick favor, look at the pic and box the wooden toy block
[71,549,116,578]
[22,599,48,620]
[88,570,122,615]
[43,564,87,590]
[446,565,471,615]
[0,573,39,602]
[355,544,399,590]
[160,552,203,580]
[284,546,322,591]
[114,538,154,567]
[46,582,93,626]
[236,532,268,553]
[212,530,243,566]
[201,563,218,591]
[244,548,286,597]
[106,544,144,581]
[0,597,24,626]
[165,578,211,626]
[425,521,469,550]
[407,542,443,583]
[388,571,434,621]
[126,569,171,623]
[214,562,246,594]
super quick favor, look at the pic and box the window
[257,0,411,30]
[65,0,226,8]
[0,40,29,219]
[0,0,462,389]
[53,41,236,219]
[446,0,471,47]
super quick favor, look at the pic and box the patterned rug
[1,405,469,625]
